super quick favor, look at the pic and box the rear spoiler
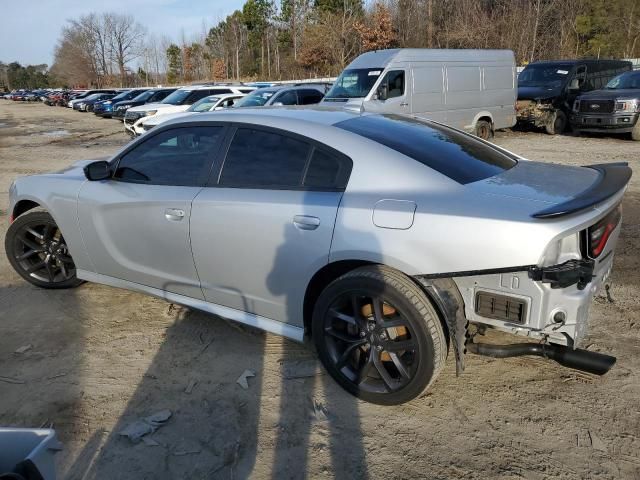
[532,162,632,219]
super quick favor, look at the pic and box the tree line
[2,0,639,89]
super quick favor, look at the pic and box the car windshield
[83,94,101,101]
[605,71,640,89]
[188,96,220,112]
[132,90,155,102]
[324,68,383,99]
[234,90,275,107]
[111,90,133,101]
[161,89,193,105]
[335,115,517,185]
[518,64,574,87]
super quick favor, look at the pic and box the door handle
[293,215,320,230]
[400,102,409,107]
[165,208,185,221]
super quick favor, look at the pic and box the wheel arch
[11,197,44,223]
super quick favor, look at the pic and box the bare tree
[107,13,146,86]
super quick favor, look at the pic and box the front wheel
[545,110,567,135]
[312,266,447,405]
[5,211,83,289]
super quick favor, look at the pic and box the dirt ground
[0,102,639,480]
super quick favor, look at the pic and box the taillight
[587,205,621,258]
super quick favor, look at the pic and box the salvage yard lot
[1,102,639,480]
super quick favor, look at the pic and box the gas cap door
[373,199,417,230]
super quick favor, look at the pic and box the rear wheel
[474,120,493,140]
[5,211,83,289]
[312,266,447,405]
[545,110,566,135]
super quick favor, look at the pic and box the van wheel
[632,120,640,141]
[474,120,493,140]
[312,265,447,405]
[545,110,566,135]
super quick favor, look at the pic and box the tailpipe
[466,341,616,376]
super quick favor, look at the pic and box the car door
[190,125,352,327]
[77,125,227,299]
[363,69,410,115]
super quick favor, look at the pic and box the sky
[0,0,245,66]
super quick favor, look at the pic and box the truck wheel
[474,120,493,140]
[312,265,447,405]
[5,211,83,289]
[632,119,640,141]
[545,110,566,135]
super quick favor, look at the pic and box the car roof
[166,106,359,128]
[528,59,632,66]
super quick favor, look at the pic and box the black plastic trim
[528,258,595,290]
[531,162,631,218]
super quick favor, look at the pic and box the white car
[133,93,244,135]
[123,85,255,136]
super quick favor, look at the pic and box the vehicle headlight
[614,99,639,112]
[117,105,130,111]
[145,110,157,116]
[104,101,112,105]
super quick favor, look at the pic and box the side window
[378,70,405,99]
[573,66,587,90]
[186,90,214,105]
[273,90,298,105]
[219,128,310,188]
[114,126,224,187]
[152,91,170,102]
[299,90,324,105]
[303,148,351,189]
[222,98,236,107]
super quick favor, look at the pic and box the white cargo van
[322,48,517,139]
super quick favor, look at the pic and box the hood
[321,97,364,111]
[146,104,190,115]
[127,102,167,113]
[144,111,192,126]
[578,88,640,100]
[517,85,563,101]
[468,159,599,210]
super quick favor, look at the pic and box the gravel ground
[0,102,639,480]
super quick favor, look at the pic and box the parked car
[135,93,244,134]
[516,59,632,134]
[321,48,516,140]
[123,85,255,135]
[94,89,149,118]
[233,84,326,109]
[5,108,629,405]
[74,93,117,112]
[570,69,640,140]
[112,88,178,120]
[68,89,117,108]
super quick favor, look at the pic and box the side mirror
[568,78,580,91]
[84,160,111,181]
[376,84,388,101]
[272,101,284,106]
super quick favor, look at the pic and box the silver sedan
[5,108,631,404]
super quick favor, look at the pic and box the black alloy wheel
[5,211,83,289]
[313,266,447,405]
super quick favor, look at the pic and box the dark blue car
[94,89,150,118]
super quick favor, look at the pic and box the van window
[324,68,383,99]
[377,70,405,99]
[447,67,481,92]
[335,115,516,185]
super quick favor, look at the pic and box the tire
[545,110,566,135]
[5,211,83,289]
[474,119,493,140]
[632,119,640,141]
[312,265,447,405]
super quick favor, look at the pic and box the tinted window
[299,90,324,105]
[335,115,516,185]
[273,90,298,105]
[220,128,310,187]
[114,126,224,186]
[303,149,349,189]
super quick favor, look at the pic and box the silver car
[5,108,630,405]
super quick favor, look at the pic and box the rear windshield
[335,115,516,184]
